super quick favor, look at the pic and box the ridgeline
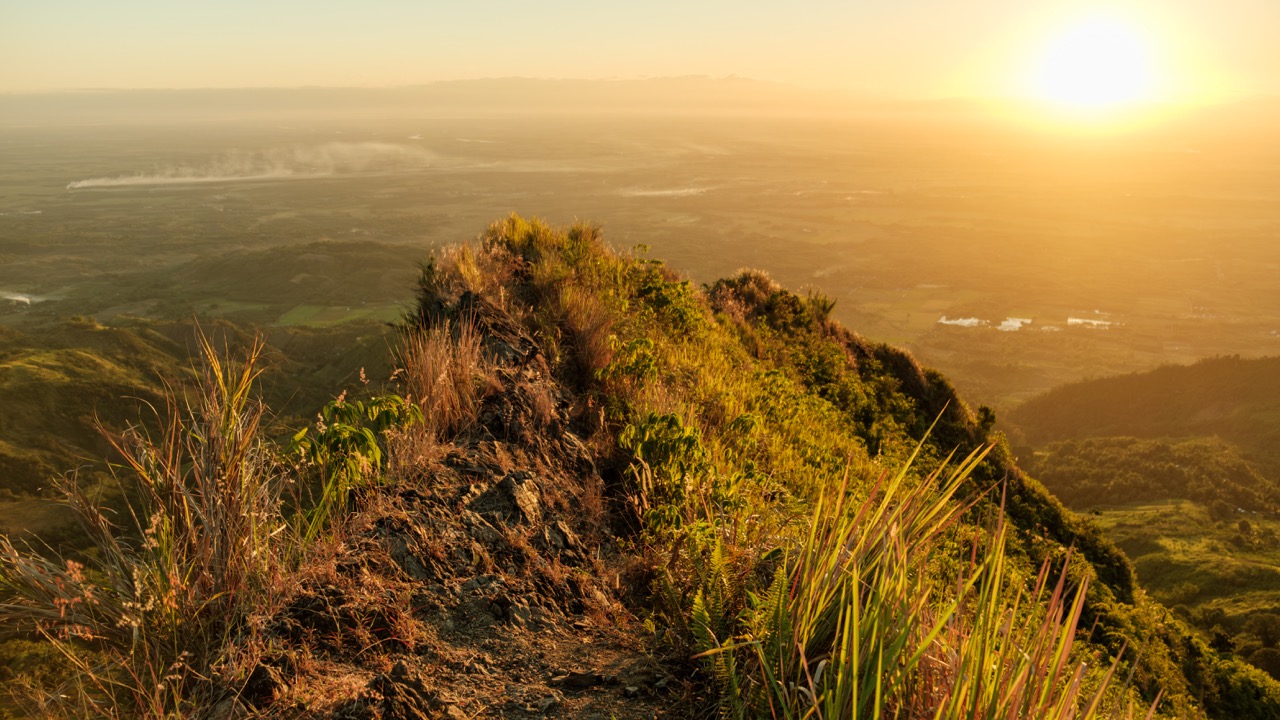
[2,216,1278,719]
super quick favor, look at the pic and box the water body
[1068,317,1113,328]
[938,316,984,328]
[618,187,709,198]
[997,317,1033,332]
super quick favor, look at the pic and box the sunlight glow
[1032,15,1159,110]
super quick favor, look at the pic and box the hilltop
[3,217,1280,718]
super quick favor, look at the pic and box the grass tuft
[0,331,295,717]
[394,314,493,453]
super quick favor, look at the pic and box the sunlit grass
[409,215,1155,718]
[0,332,296,717]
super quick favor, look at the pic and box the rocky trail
[222,297,701,719]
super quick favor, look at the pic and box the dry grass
[412,243,517,324]
[557,284,615,387]
[392,314,494,467]
[0,331,296,718]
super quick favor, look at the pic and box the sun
[1032,15,1158,110]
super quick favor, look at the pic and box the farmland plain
[4,109,1277,413]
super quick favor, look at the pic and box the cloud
[67,142,434,189]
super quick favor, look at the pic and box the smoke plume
[67,142,434,189]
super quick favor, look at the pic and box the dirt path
[218,301,703,719]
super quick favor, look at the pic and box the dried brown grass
[0,332,297,718]
[557,284,615,387]
[392,315,494,468]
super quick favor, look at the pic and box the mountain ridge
[3,216,1279,718]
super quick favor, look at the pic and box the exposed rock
[543,519,580,553]
[385,535,434,582]
[461,574,501,592]
[507,601,533,628]
[227,258,689,719]
[538,692,564,713]
[469,471,541,525]
[206,695,250,720]
[333,661,455,720]
[549,669,600,691]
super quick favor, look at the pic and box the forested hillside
[1009,356,1280,475]
[1010,356,1280,692]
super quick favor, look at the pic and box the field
[4,110,1278,415]
[1092,501,1280,669]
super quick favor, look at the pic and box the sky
[2,0,1276,101]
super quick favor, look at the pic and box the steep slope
[377,217,1280,718]
[232,302,692,717]
[1009,359,1280,686]
[391,219,1280,717]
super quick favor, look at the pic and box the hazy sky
[3,0,1275,100]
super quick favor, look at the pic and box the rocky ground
[218,296,701,719]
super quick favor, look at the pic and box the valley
[3,96,1280,717]
[4,110,1279,412]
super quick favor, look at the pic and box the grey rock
[549,669,598,690]
[544,520,580,552]
[468,472,541,525]
[462,574,501,592]
[508,602,533,628]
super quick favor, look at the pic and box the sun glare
[1032,15,1158,111]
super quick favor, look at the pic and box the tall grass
[0,333,294,717]
[557,283,615,386]
[688,445,1140,720]
[394,315,492,452]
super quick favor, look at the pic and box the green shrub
[291,390,421,541]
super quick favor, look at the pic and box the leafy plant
[291,390,422,541]
[620,412,710,530]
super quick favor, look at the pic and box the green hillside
[0,319,187,501]
[1008,355,1280,476]
[2,217,1278,718]
[0,317,395,534]
[1027,436,1280,511]
[1009,358,1280,689]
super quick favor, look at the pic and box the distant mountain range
[0,76,844,123]
[4,77,1278,126]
